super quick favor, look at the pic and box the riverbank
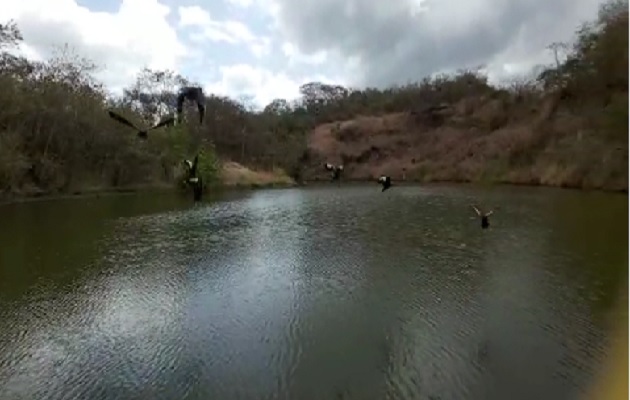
[4,173,626,207]
[305,176,629,194]
[0,161,296,206]
[300,96,628,193]
[219,161,295,188]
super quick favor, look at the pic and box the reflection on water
[0,185,627,400]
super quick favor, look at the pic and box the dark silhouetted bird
[176,86,206,125]
[471,205,494,229]
[324,163,344,182]
[378,176,392,192]
[183,154,203,202]
[107,110,174,139]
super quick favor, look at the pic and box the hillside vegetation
[0,0,627,200]
[298,0,628,191]
[0,25,297,200]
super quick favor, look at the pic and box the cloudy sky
[4,0,604,108]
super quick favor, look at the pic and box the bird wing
[197,103,205,124]
[149,116,176,131]
[485,210,494,217]
[471,205,482,216]
[176,87,205,124]
[108,110,140,131]
[191,154,199,175]
[176,91,186,113]
[178,87,204,102]
[193,87,205,104]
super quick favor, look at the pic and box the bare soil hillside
[302,93,627,191]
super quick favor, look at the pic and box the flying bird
[192,177,203,202]
[176,86,206,125]
[107,110,174,139]
[471,205,494,229]
[324,163,344,182]
[378,176,392,192]
[183,155,199,181]
[183,154,203,202]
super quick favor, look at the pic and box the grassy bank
[0,161,295,205]
[0,183,175,206]
[218,161,295,189]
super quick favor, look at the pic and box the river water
[0,184,627,400]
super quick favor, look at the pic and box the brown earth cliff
[301,92,627,191]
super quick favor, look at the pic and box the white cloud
[177,5,213,26]
[408,0,430,16]
[204,64,302,108]
[226,0,255,8]
[2,0,601,109]
[251,37,273,58]
[262,0,602,88]
[281,42,327,66]
[485,49,552,86]
[238,0,282,28]
[3,0,189,95]
[204,63,349,109]
[178,6,271,59]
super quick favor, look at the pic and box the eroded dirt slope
[301,94,627,191]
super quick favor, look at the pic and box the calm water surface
[0,185,627,400]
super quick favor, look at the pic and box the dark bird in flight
[176,86,206,125]
[107,110,174,139]
[324,163,344,182]
[471,205,494,229]
[191,177,203,202]
[378,176,392,192]
[183,154,203,202]
[183,156,198,180]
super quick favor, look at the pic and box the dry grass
[302,91,628,192]
[219,161,295,188]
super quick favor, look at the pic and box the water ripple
[0,185,625,400]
